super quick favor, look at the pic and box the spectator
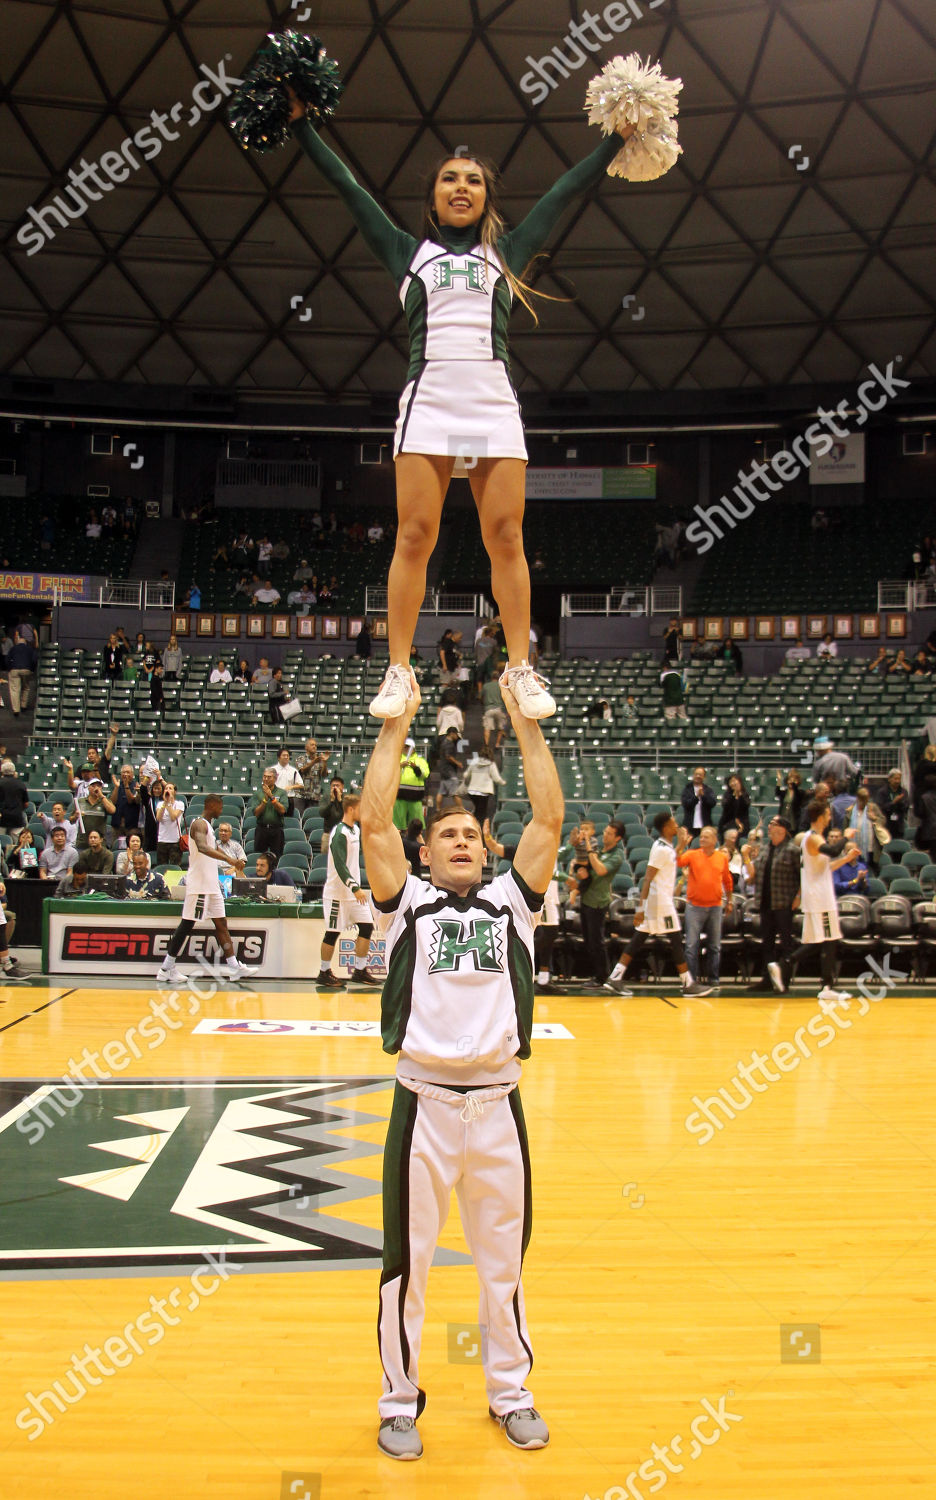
[138,772,165,854]
[155,783,185,866]
[231,531,255,569]
[162,635,183,681]
[76,779,116,849]
[255,852,295,887]
[297,738,330,811]
[785,637,811,663]
[720,828,744,879]
[6,827,40,874]
[216,823,247,865]
[830,831,869,897]
[776,767,807,828]
[286,583,316,611]
[621,694,637,721]
[110,764,141,843]
[85,510,101,539]
[115,833,149,878]
[186,582,202,610]
[660,665,687,722]
[911,649,932,677]
[0,759,29,831]
[318,775,346,848]
[889,647,912,675]
[355,620,373,660]
[586,698,613,722]
[436,691,464,738]
[461,749,505,830]
[293,558,315,582]
[40,800,78,846]
[6,632,37,715]
[876,769,908,839]
[401,818,425,877]
[233,658,251,685]
[718,774,750,842]
[126,851,170,900]
[251,658,273,688]
[573,821,626,987]
[150,662,165,712]
[812,736,859,788]
[256,536,273,576]
[210,658,232,684]
[676,826,733,988]
[103,633,124,680]
[816,632,838,659]
[436,727,463,808]
[680,766,716,833]
[367,521,384,545]
[63,729,118,797]
[268,666,287,724]
[481,674,508,753]
[254,769,287,860]
[721,637,743,675]
[662,616,682,663]
[865,645,890,675]
[271,539,290,563]
[841,784,889,869]
[437,628,462,690]
[393,741,429,831]
[741,815,800,992]
[271,747,303,811]
[40,826,78,882]
[122,654,138,683]
[76,829,114,876]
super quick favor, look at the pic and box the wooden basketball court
[1,972,933,1499]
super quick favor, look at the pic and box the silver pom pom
[584,53,684,181]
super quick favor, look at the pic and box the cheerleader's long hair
[423,152,567,326]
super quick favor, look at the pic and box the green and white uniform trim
[374,869,542,1085]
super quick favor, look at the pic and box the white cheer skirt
[393,359,528,461]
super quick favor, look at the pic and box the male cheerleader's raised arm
[360,668,421,904]
[290,116,416,283]
[500,681,563,897]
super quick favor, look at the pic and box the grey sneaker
[767,961,785,993]
[377,1415,423,1460]
[683,981,713,997]
[602,978,634,996]
[490,1406,549,1450]
[369,663,413,720]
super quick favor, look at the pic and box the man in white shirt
[40,801,79,846]
[257,537,273,576]
[209,658,232,684]
[252,584,281,607]
[216,822,247,864]
[270,748,303,811]
[785,638,811,663]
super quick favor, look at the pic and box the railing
[215,459,320,489]
[364,588,491,617]
[562,587,681,617]
[502,742,901,776]
[51,579,175,609]
[913,580,936,609]
[877,580,913,611]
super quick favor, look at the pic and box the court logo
[428,918,504,974]
[0,1079,473,1279]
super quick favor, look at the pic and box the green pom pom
[228,29,344,153]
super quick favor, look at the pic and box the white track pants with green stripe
[378,1077,534,1420]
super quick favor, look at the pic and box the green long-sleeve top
[330,821,357,890]
[292,119,621,376]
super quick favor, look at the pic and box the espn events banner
[809,433,865,485]
[0,572,94,601]
[45,911,381,978]
[525,467,656,500]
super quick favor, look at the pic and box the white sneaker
[157,964,186,984]
[818,986,851,1010]
[224,959,250,982]
[369,664,413,720]
[767,961,785,993]
[499,660,556,720]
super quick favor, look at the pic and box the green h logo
[428,919,503,973]
[433,259,486,293]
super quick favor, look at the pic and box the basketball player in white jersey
[316,792,381,989]
[604,811,712,997]
[157,792,249,985]
[783,797,860,1005]
[361,666,562,1461]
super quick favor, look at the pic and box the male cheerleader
[603,811,712,997]
[361,666,562,1460]
[316,792,381,988]
[772,797,860,1003]
[157,792,249,984]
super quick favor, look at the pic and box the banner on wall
[0,573,93,601]
[809,433,865,485]
[525,467,656,500]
